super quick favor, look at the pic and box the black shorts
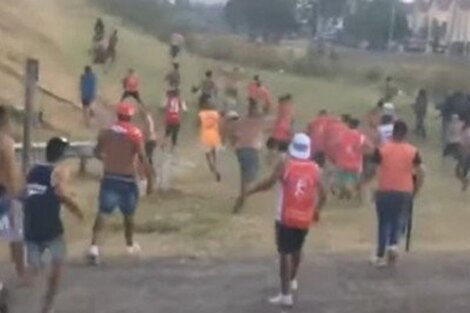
[165,123,180,145]
[170,45,180,58]
[275,222,308,254]
[266,137,289,152]
[121,91,141,103]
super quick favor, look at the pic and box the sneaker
[127,243,142,255]
[268,294,294,307]
[369,256,388,268]
[386,245,399,265]
[290,279,299,292]
[86,246,100,266]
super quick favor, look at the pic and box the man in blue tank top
[23,137,84,313]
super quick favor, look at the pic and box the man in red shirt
[161,89,187,152]
[87,102,153,265]
[307,110,329,167]
[246,133,326,308]
[266,94,293,163]
[335,118,372,199]
[247,75,272,115]
[121,68,142,104]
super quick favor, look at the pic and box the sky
[192,0,226,3]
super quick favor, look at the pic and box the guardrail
[14,141,96,173]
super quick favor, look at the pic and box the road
[4,252,470,313]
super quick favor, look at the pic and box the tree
[344,0,410,49]
[224,0,298,41]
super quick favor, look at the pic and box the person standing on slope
[87,101,153,265]
[245,134,326,308]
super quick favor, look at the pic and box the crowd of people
[0,21,457,312]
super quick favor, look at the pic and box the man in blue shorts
[87,102,153,265]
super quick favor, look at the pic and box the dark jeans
[375,191,412,258]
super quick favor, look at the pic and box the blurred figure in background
[413,89,428,139]
[80,66,97,126]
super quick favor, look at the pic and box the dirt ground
[3,251,470,313]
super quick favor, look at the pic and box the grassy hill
[0,0,469,262]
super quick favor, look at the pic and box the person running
[162,89,187,153]
[334,118,372,200]
[247,75,272,115]
[142,109,157,167]
[170,32,185,60]
[378,113,395,144]
[371,120,424,267]
[413,89,428,139]
[121,69,142,104]
[266,94,294,163]
[198,101,222,182]
[22,137,84,313]
[245,133,326,308]
[107,29,119,64]
[193,70,218,109]
[231,100,265,214]
[165,62,181,92]
[0,106,24,308]
[443,114,463,161]
[80,66,97,126]
[307,110,329,167]
[458,119,470,191]
[87,101,154,265]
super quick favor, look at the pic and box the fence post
[22,59,39,176]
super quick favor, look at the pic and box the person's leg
[389,195,405,248]
[211,148,221,181]
[375,193,390,260]
[172,124,180,151]
[9,241,24,278]
[23,242,42,286]
[291,251,301,282]
[279,253,292,296]
[88,179,118,263]
[120,181,139,251]
[121,91,129,101]
[41,238,65,313]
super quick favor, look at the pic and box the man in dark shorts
[80,66,97,126]
[231,100,265,213]
[22,137,84,313]
[165,63,181,91]
[162,89,187,152]
[246,134,326,308]
[371,121,425,267]
[121,69,142,104]
[266,94,294,164]
[87,102,153,265]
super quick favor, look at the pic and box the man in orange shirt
[245,134,326,308]
[334,118,372,200]
[371,120,424,267]
[121,68,142,104]
[266,94,294,161]
[198,101,222,182]
[307,110,329,167]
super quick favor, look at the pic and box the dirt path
[4,251,470,313]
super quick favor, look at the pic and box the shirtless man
[87,101,153,265]
[0,106,23,311]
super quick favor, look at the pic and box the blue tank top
[23,164,63,242]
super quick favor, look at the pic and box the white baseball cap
[288,133,311,160]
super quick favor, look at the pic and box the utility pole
[388,0,397,50]
[22,58,39,176]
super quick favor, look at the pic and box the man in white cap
[245,133,327,308]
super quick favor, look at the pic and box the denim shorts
[236,148,259,183]
[0,198,23,242]
[26,236,66,269]
[99,175,139,216]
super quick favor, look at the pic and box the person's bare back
[0,133,20,196]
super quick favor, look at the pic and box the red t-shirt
[335,129,365,172]
[164,96,183,125]
[307,115,329,153]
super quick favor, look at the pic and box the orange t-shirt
[307,115,329,153]
[335,129,365,172]
[199,110,221,148]
[378,142,418,193]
